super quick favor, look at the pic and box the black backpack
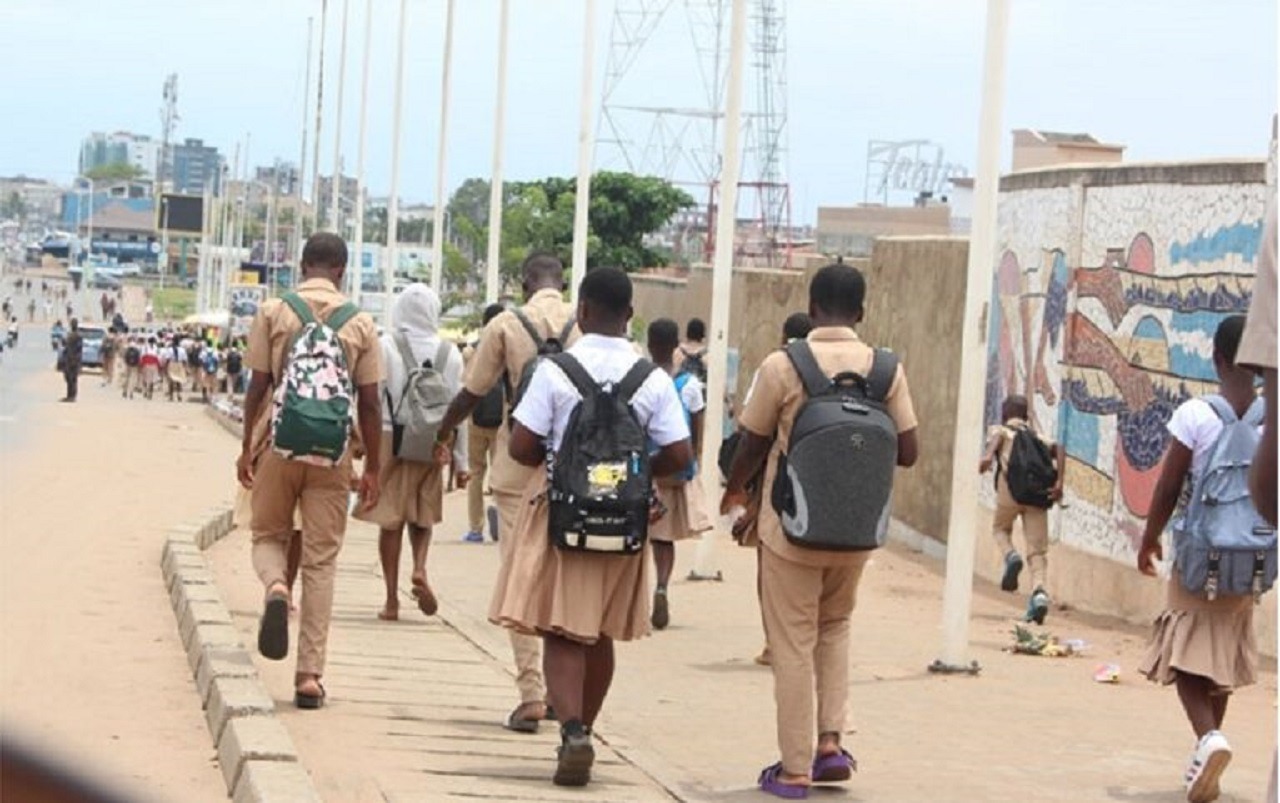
[124,346,141,367]
[472,385,505,429]
[679,346,708,384]
[1000,425,1058,509]
[546,352,657,555]
[226,351,243,374]
[187,344,202,368]
[770,340,900,551]
[507,309,575,425]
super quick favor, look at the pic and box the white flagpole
[330,0,350,242]
[311,0,329,232]
[569,0,597,302]
[430,0,456,293]
[351,0,372,307]
[484,0,511,304]
[384,0,409,326]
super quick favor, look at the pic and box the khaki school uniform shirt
[1239,202,1276,372]
[986,418,1055,498]
[738,326,918,567]
[462,288,577,495]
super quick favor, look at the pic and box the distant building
[170,138,223,195]
[79,131,160,177]
[315,173,360,229]
[1010,129,1125,172]
[0,175,64,224]
[255,163,301,196]
[62,195,158,264]
[816,200,952,256]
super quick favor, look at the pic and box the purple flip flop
[758,763,809,800]
[812,749,857,783]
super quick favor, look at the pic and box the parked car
[90,273,121,290]
[55,325,106,371]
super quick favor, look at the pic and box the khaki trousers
[467,425,498,532]
[991,483,1049,591]
[251,449,350,677]
[761,547,869,777]
[494,489,545,704]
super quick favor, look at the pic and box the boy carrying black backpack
[979,394,1065,624]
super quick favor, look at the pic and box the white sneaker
[1185,730,1232,802]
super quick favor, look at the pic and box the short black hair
[1214,314,1248,364]
[1002,394,1028,421]
[301,232,348,270]
[647,318,680,352]
[522,251,564,284]
[783,312,812,341]
[579,267,632,317]
[482,303,505,325]
[686,318,706,341]
[810,263,866,318]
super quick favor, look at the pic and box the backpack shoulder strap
[434,340,452,372]
[281,293,316,327]
[392,332,417,372]
[557,315,577,344]
[617,359,658,403]
[673,372,691,394]
[1244,395,1266,427]
[512,308,544,349]
[865,348,900,402]
[548,352,596,397]
[1202,394,1236,424]
[783,340,830,398]
[324,302,360,332]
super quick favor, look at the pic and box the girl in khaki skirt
[354,285,466,621]
[645,318,713,630]
[1137,315,1261,803]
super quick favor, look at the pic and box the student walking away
[59,319,84,403]
[1136,315,1275,803]
[978,394,1065,624]
[163,338,188,402]
[675,317,708,383]
[236,232,383,710]
[225,342,245,398]
[436,252,578,734]
[646,318,713,630]
[26,297,35,322]
[99,330,118,387]
[354,284,466,621]
[121,337,142,399]
[200,345,219,402]
[462,303,507,543]
[139,338,161,400]
[722,263,918,800]
[492,267,693,787]
[187,339,205,393]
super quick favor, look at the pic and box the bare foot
[377,602,399,621]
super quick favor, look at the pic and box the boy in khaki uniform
[236,233,383,708]
[979,394,1064,624]
[461,303,507,543]
[723,264,918,800]
[438,252,577,732]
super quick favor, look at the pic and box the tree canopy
[84,162,147,182]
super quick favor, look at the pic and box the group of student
[232,218,1276,800]
[105,329,245,402]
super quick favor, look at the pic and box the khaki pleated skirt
[489,474,652,645]
[352,433,444,530]
[650,476,714,543]
[1138,574,1258,691]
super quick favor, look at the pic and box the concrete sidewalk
[208,485,1277,802]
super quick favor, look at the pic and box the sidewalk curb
[162,505,320,802]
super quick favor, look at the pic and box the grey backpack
[1174,395,1276,600]
[770,340,899,551]
[387,334,453,464]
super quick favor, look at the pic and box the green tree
[0,191,27,220]
[84,162,146,182]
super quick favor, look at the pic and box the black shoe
[1000,551,1024,593]
[257,593,290,660]
[553,720,595,787]
[651,589,670,630]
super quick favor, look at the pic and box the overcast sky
[1,0,1275,223]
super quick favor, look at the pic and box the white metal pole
[223,142,242,309]
[936,0,1010,671]
[198,184,212,313]
[311,0,328,233]
[352,0,372,307]
[297,15,314,279]
[430,0,456,294]
[484,0,511,304]
[330,0,349,242]
[693,0,748,580]
[384,0,409,326]
[569,0,597,302]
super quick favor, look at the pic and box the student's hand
[720,489,751,517]
[978,457,993,474]
[731,504,758,543]
[433,441,452,466]
[1137,535,1163,577]
[358,468,381,512]
[236,450,254,490]
[455,470,471,490]
[1049,482,1064,502]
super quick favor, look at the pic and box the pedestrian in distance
[59,319,83,403]
[460,303,507,544]
[722,263,919,800]
[353,284,466,621]
[491,267,693,788]
[1136,315,1274,803]
[121,337,142,399]
[978,394,1065,624]
[236,232,384,710]
[674,317,709,383]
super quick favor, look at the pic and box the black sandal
[257,589,290,661]
[295,681,326,710]
[503,703,542,733]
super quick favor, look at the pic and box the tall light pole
[296,15,314,280]
[934,0,1011,673]
[569,0,598,302]
[311,0,329,233]
[351,0,373,307]
[430,0,456,293]
[330,0,350,242]
[384,0,409,326]
[692,0,748,581]
[484,0,511,303]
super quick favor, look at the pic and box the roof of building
[88,202,156,232]
[1017,128,1124,150]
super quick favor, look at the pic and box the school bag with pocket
[999,424,1058,509]
[124,345,141,367]
[187,344,203,369]
[1174,395,1277,601]
[226,350,243,374]
[770,340,899,551]
[546,352,657,554]
[507,309,576,424]
[471,384,505,429]
[668,372,699,481]
[271,293,361,466]
[203,350,219,375]
[679,346,708,384]
[386,334,453,463]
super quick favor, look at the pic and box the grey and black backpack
[770,340,900,551]
[546,353,656,555]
